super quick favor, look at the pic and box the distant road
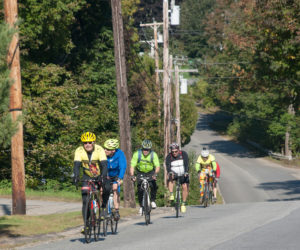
[183,113,300,203]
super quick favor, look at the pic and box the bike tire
[143,190,151,225]
[84,197,92,243]
[102,209,107,237]
[203,183,208,208]
[94,197,101,241]
[175,184,180,218]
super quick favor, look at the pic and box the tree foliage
[179,0,300,156]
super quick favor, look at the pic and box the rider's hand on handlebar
[184,172,189,177]
[117,179,123,185]
[152,174,158,180]
[130,176,136,182]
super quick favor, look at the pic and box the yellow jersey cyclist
[195,147,217,203]
[73,132,109,233]
[130,139,160,215]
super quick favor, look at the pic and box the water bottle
[93,200,97,214]
[108,193,114,214]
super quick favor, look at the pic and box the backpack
[138,149,154,164]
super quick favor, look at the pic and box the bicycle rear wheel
[84,197,92,243]
[175,184,180,218]
[143,190,151,225]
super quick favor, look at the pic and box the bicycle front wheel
[84,197,92,243]
[203,183,209,208]
[94,197,101,241]
[143,190,151,225]
[175,185,180,218]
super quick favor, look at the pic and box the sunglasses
[142,148,150,151]
[83,142,93,145]
[171,150,179,153]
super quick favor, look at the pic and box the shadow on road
[256,180,300,201]
[0,204,11,216]
[194,113,267,159]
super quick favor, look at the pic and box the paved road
[183,113,300,203]
[6,112,300,249]
[0,198,81,216]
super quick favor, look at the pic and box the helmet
[170,142,179,150]
[141,139,152,149]
[81,132,96,142]
[104,139,119,150]
[201,147,209,158]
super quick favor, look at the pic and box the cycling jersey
[107,149,127,179]
[74,144,107,178]
[131,150,160,173]
[165,150,189,176]
[195,154,217,172]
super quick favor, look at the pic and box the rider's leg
[182,183,188,203]
[199,172,205,196]
[112,183,119,209]
[149,180,158,202]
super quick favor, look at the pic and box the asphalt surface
[0,199,82,217]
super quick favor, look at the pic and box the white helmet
[201,147,209,157]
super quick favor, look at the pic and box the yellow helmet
[81,132,96,142]
[104,139,119,150]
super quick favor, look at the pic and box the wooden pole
[111,0,135,208]
[163,0,170,188]
[4,0,26,215]
[175,65,181,147]
[153,22,162,136]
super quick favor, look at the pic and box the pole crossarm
[140,22,163,27]
[156,69,198,73]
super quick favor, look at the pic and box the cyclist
[130,139,160,215]
[103,139,127,221]
[165,143,189,213]
[195,147,217,203]
[73,132,109,233]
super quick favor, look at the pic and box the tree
[0,22,16,148]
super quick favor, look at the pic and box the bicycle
[202,169,214,208]
[169,173,182,218]
[105,178,119,235]
[80,179,102,243]
[133,174,152,225]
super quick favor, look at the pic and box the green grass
[0,188,81,202]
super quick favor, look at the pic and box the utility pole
[163,0,170,188]
[157,67,198,148]
[174,65,181,147]
[140,21,163,134]
[4,0,26,215]
[111,0,135,208]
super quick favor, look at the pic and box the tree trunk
[285,104,295,161]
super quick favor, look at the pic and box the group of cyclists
[73,131,220,233]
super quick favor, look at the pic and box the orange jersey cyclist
[73,132,109,232]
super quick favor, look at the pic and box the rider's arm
[195,156,201,172]
[98,146,108,177]
[130,151,138,176]
[73,161,81,178]
[182,151,189,172]
[118,150,127,180]
[211,161,217,172]
[153,152,160,175]
[73,147,82,178]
